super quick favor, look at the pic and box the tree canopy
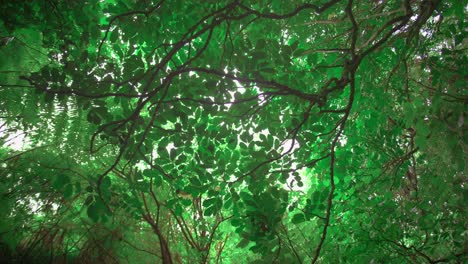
[0,0,466,263]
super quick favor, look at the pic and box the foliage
[0,0,466,263]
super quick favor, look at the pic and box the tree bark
[143,214,173,264]
[155,227,173,264]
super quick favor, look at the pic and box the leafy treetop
[0,0,466,263]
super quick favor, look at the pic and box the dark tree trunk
[143,214,173,264]
[155,228,173,264]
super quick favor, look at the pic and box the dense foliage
[0,0,466,263]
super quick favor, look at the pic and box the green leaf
[240,191,254,201]
[256,39,267,49]
[0,1,463,260]
[87,202,99,222]
[53,175,70,189]
[291,213,306,224]
[236,238,250,249]
[202,198,217,207]
[63,184,74,199]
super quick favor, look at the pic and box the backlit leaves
[0,0,466,263]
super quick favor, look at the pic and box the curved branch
[97,0,165,60]
[238,0,341,19]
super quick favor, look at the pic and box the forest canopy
[0,0,466,263]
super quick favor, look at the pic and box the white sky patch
[233,80,246,94]
[228,174,237,182]
[257,86,268,106]
[281,29,292,43]
[166,142,175,153]
[339,135,348,146]
[251,128,269,142]
[283,166,309,192]
[27,195,60,215]
[0,128,27,151]
[277,139,308,192]
[151,147,160,160]
[224,80,247,111]
[293,167,309,191]
[280,139,300,155]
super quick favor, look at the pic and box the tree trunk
[156,228,173,264]
[143,214,173,264]
[156,232,173,264]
